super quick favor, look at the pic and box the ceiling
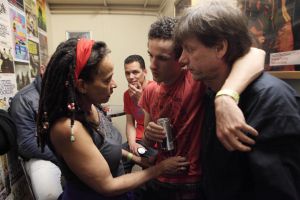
[46,0,168,14]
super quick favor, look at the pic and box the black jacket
[202,73,300,200]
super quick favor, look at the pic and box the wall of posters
[0,0,48,199]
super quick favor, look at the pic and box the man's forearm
[126,126,137,145]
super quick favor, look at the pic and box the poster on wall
[238,0,300,72]
[0,0,15,74]
[8,0,24,11]
[25,0,38,41]
[39,31,48,66]
[9,7,29,62]
[0,47,14,74]
[37,0,46,32]
[28,39,39,78]
[14,61,30,90]
[66,31,92,40]
[0,155,11,200]
[0,74,17,110]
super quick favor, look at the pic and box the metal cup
[157,118,175,151]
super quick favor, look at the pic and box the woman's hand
[157,156,189,175]
[131,154,156,168]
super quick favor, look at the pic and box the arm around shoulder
[214,47,263,152]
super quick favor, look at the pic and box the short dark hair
[148,17,182,60]
[148,17,177,40]
[124,54,145,70]
[175,0,252,66]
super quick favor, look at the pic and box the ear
[75,79,87,94]
[39,65,46,77]
[215,40,228,59]
[143,68,147,75]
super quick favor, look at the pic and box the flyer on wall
[9,6,29,62]
[0,0,15,74]
[0,73,17,110]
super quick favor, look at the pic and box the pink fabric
[75,39,95,81]
[139,69,206,184]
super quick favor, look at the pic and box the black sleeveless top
[60,109,124,182]
[50,109,127,199]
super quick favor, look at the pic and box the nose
[129,73,135,79]
[111,79,117,89]
[150,57,157,70]
[178,49,189,66]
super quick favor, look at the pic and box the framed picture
[238,0,300,79]
[65,31,92,40]
[175,0,191,17]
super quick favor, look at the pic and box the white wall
[48,13,156,103]
[160,0,175,17]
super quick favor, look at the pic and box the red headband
[75,39,95,81]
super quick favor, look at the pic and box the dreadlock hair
[37,38,110,152]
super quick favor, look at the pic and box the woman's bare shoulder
[50,118,91,146]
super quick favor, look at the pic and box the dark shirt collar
[205,88,216,102]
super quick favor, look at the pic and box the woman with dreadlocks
[37,38,189,200]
